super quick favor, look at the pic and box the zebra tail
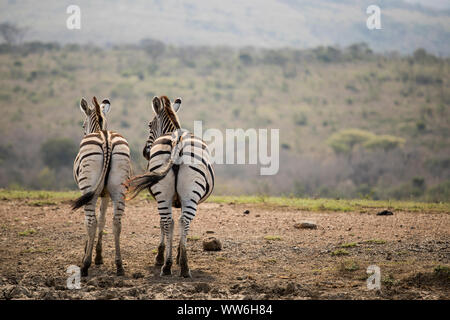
[126,131,185,200]
[125,156,176,200]
[71,191,95,210]
[71,131,112,211]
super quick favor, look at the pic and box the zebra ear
[101,99,111,115]
[80,98,89,115]
[152,96,163,114]
[172,97,182,112]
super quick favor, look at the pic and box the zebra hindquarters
[105,149,131,276]
[74,151,104,276]
[175,163,211,278]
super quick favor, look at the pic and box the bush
[40,138,77,169]
[426,180,450,202]
[294,113,308,126]
[363,135,405,152]
[327,129,374,155]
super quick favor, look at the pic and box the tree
[328,129,405,155]
[363,135,405,152]
[327,129,375,155]
[140,38,165,61]
[0,23,28,45]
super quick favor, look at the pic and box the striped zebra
[126,96,214,278]
[72,97,131,276]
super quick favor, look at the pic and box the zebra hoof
[94,256,103,265]
[180,269,192,278]
[81,267,89,277]
[160,265,172,276]
[116,266,125,276]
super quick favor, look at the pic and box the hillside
[1,0,450,56]
[0,42,449,200]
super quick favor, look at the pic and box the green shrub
[40,138,77,169]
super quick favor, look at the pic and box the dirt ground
[0,198,449,300]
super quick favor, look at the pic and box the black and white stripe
[72,97,131,277]
[126,95,215,278]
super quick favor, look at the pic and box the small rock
[202,237,222,251]
[255,214,260,217]
[243,210,250,215]
[294,221,317,229]
[206,230,215,234]
[377,210,393,216]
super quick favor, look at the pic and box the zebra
[126,95,215,278]
[72,96,131,276]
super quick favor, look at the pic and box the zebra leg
[155,218,165,266]
[150,171,176,276]
[111,195,125,276]
[178,215,193,278]
[95,196,109,265]
[160,214,174,276]
[81,197,98,277]
[176,243,180,265]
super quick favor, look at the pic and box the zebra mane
[92,96,106,131]
[160,96,181,129]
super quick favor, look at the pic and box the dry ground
[0,198,449,300]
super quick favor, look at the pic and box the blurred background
[0,0,449,201]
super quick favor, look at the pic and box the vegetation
[0,41,449,201]
[331,249,350,256]
[18,229,36,236]
[264,236,282,241]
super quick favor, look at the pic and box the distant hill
[1,0,449,56]
[0,42,448,201]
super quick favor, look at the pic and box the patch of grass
[18,229,37,236]
[382,274,397,287]
[1,190,449,214]
[264,235,282,241]
[27,200,57,206]
[263,258,277,264]
[0,189,78,201]
[434,265,450,276]
[363,239,387,244]
[341,242,359,248]
[340,259,360,272]
[209,195,450,213]
[187,235,201,241]
[331,249,350,256]
[21,247,53,254]
[216,256,226,262]
[151,248,158,254]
